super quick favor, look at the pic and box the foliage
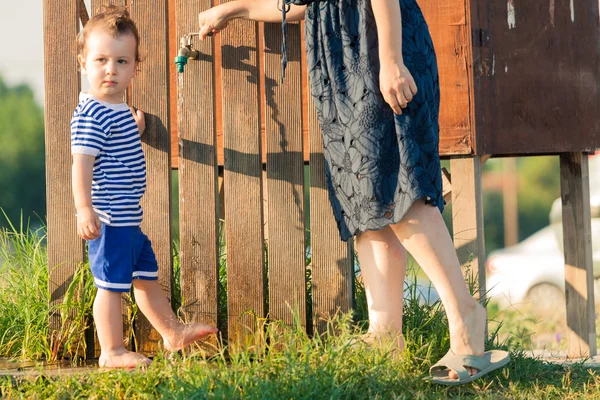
[0,76,46,228]
[0,213,96,362]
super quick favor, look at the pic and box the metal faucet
[174,33,200,73]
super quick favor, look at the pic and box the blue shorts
[87,224,159,292]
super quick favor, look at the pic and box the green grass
[2,218,600,398]
[2,319,600,399]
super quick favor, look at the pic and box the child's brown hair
[77,5,141,63]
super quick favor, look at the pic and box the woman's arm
[199,0,306,39]
[371,0,417,115]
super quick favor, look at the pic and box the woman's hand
[379,61,418,115]
[77,206,101,241]
[198,5,231,40]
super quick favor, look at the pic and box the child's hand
[130,107,145,136]
[77,206,101,240]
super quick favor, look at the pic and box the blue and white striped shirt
[71,93,146,226]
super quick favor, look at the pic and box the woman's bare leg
[355,225,407,348]
[389,199,486,376]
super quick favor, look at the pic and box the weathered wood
[90,0,136,357]
[169,0,178,169]
[43,0,84,350]
[130,0,173,354]
[305,52,354,334]
[503,158,518,247]
[450,157,486,301]
[175,0,220,329]
[263,22,307,327]
[474,0,600,155]
[220,4,266,341]
[88,0,131,358]
[560,152,597,357]
[418,0,474,156]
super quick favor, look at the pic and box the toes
[447,367,480,380]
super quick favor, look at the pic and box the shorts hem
[132,276,159,281]
[94,278,132,292]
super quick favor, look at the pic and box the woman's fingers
[385,92,403,115]
[409,78,418,96]
[402,86,413,104]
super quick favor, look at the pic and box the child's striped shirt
[71,93,146,226]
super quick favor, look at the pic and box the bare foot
[163,322,219,352]
[360,332,405,351]
[98,350,152,369]
[447,301,487,379]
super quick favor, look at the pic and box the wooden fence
[44,0,354,355]
[43,0,599,359]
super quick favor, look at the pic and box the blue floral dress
[285,0,443,241]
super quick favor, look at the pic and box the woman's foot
[447,300,487,378]
[163,322,219,352]
[98,350,152,369]
[360,331,405,351]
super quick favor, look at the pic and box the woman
[197,0,509,384]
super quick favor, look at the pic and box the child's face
[78,29,138,104]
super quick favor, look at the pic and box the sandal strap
[430,350,492,381]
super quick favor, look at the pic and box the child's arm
[198,0,307,40]
[72,154,101,240]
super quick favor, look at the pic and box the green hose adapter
[174,56,188,73]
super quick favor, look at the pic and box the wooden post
[560,152,597,357]
[307,97,354,334]
[89,0,133,357]
[42,0,85,352]
[450,157,486,301]
[130,0,173,354]
[220,6,266,342]
[264,22,307,328]
[503,158,519,247]
[175,0,220,330]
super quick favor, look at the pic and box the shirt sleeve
[70,111,109,157]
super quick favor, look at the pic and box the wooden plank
[43,0,84,352]
[417,0,474,156]
[305,46,354,334]
[502,158,518,247]
[560,152,597,357]
[130,0,173,354]
[450,157,486,301]
[90,0,133,358]
[175,0,220,329]
[169,0,178,168]
[477,0,600,155]
[220,3,265,341]
[263,22,306,327]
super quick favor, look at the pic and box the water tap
[174,32,211,73]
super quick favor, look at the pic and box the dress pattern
[287,0,443,241]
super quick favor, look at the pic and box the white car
[486,224,571,309]
[486,154,600,310]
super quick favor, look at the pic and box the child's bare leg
[94,288,151,368]
[355,226,407,349]
[132,279,218,351]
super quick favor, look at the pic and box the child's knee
[132,278,157,290]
